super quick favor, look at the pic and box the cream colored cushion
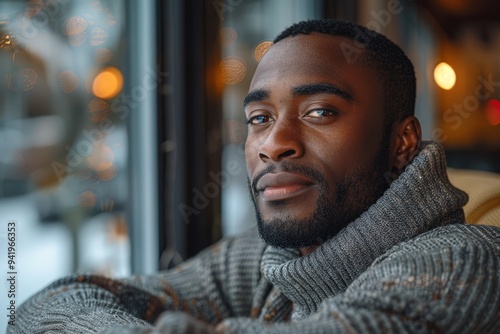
[447,168,500,227]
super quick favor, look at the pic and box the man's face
[244,33,391,250]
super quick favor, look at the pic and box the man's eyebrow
[292,83,354,102]
[243,89,269,108]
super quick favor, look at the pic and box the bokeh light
[105,13,117,27]
[485,99,500,126]
[68,33,87,47]
[0,34,14,50]
[219,27,238,46]
[90,27,108,46]
[59,70,80,93]
[86,143,115,171]
[434,62,456,90]
[65,16,88,36]
[79,191,97,208]
[254,41,273,62]
[26,0,43,17]
[92,66,123,99]
[97,165,117,181]
[95,48,114,64]
[88,98,111,122]
[219,56,247,85]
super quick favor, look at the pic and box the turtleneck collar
[260,141,468,320]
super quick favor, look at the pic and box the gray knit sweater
[9,142,500,333]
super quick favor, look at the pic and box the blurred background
[1,0,499,328]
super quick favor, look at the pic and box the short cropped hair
[274,19,416,129]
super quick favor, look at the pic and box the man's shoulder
[417,223,500,245]
[412,223,499,252]
[376,223,500,264]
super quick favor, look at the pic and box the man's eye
[247,115,271,125]
[305,109,338,118]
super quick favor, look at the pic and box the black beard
[248,146,390,249]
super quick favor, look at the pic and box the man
[11,19,500,333]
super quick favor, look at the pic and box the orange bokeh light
[434,62,456,90]
[86,143,115,171]
[65,16,88,36]
[219,57,247,85]
[59,70,80,93]
[97,165,117,181]
[219,27,238,46]
[92,67,123,99]
[79,191,97,208]
[88,98,111,122]
[254,41,273,62]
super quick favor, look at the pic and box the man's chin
[256,198,318,223]
[256,218,330,249]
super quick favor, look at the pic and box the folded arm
[11,231,267,334]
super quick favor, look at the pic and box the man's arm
[217,225,500,333]
[10,230,267,334]
[11,225,499,333]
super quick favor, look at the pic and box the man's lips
[256,171,315,201]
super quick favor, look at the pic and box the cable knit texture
[8,142,500,333]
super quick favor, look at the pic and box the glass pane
[0,1,128,328]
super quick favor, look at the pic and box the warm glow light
[86,143,115,171]
[254,41,273,62]
[97,165,117,181]
[59,70,80,93]
[95,48,114,64]
[434,62,456,90]
[90,27,108,46]
[219,57,246,85]
[219,27,238,46]
[105,13,117,26]
[65,16,88,36]
[68,33,87,47]
[0,34,13,49]
[485,99,500,126]
[92,67,123,99]
[79,191,97,208]
[88,98,111,122]
[27,0,43,17]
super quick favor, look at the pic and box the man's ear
[388,116,422,173]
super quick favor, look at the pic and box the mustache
[250,161,327,195]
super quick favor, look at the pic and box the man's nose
[258,120,304,162]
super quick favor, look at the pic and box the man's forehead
[259,33,364,64]
[249,33,371,91]
[249,38,380,106]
